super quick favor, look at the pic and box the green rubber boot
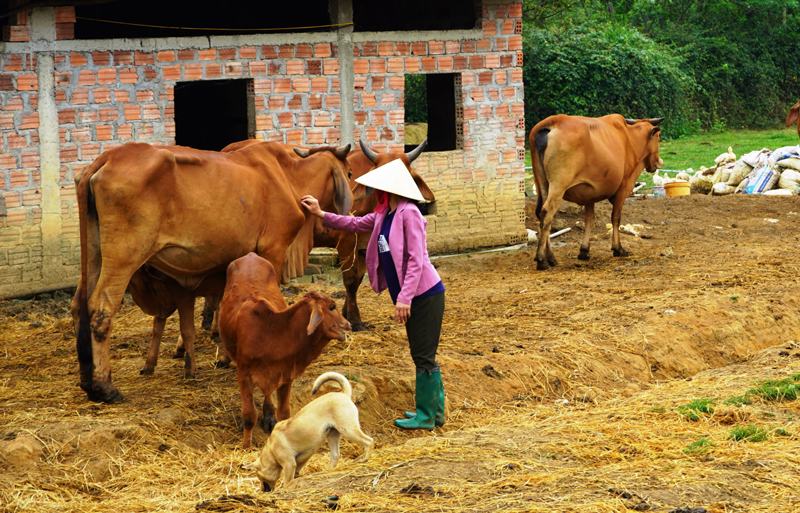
[403,370,445,427]
[396,371,439,430]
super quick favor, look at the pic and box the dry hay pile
[1,194,800,511]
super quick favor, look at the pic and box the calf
[127,265,225,378]
[219,252,351,449]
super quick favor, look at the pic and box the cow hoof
[172,350,185,360]
[547,257,558,267]
[214,360,231,369]
[536,259,551,271]
[139,368,154,376]
[84,384,125,403]
[183,372,196,380]
[613,248,630,257]
[578,250,590,261]
[351,322,368,332]
[262,416,277,434]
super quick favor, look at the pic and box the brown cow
[529,114,664,270]
[71,141,352,403]
[787,100,800,138]
[127,265,225,376]
[219,140,435,332]
[218,252,351,449]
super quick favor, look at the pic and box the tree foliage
[522,0,800,134]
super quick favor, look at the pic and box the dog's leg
[341,425,374,463]
[281,460,297,490]
[295,453,312,477]
[327,429,341,468]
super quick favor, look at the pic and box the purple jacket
[323,198,441,305]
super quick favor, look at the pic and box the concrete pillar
[331,0,354,146]
[30,7,63,285]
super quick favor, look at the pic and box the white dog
[245,372,373,491]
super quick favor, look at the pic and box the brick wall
[0,0,525,298]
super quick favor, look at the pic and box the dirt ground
[2,194,800,512]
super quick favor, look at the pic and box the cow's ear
[650,127,661,138]
[352,183,374,202]
[306,301,324,335]
[787,103,800,127]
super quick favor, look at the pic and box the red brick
[307,129,324,145]
[92,51,110,65]
[183,64,201,80]
[482,21,497,36]
[470,88,484,102]
[485,54,500,69]
[296,44,312,58]
[253,79,271,94]
[71,127,91,141]
[195,49,214,61]
[255,114,272,131]
[495,5,508,18]
[372,76,385,90]
[291,78,309,93]
[6,133,27,148]
[315,43,332,58]
[76,70,94,86]
[429,41,444,55]
[361,42,377,56]
[8,170,27,186]
[96,124,113,140]
[163,65,181,81]
[325,94,339,109]
[286,60,303,75]
[307,60,321,75]
[395,42,410,56]
[361,93,376,107]
[274,78,291,93]
[387,57,404,73]
[517,52,523,66]
[389,76,405,90]
[60,146,78,163]
[508,35,523,51]
[54,5,75,24]
[217,48,235,60]
[369,59,386,73]
[70,52,88,66]
[178,49,195,61]
[381,93,395,106]
[314,112,332,127]
[469,55,485,69]
[411,42,427,55]
[205,63,222,78]
[421,57,436,71]
[309,94,323,109]
[54,71,71,85]
[453,55,468,70]
[240,46,257,59]
[322,59,339,75]
[114,90,130,102]
[99,107,117,122]
[262,46,278,59]
[249,61,267,75]
[0,113,13,129]
[18,113,37,130]
[134,51,154,65]
[268,97,285,110]
[157,51,176,62]
[16,74,37,91]
[135,90,154,102]
[113,51,133,65]
[4,25,29,42]
[288,95,302,109]
[310,77,327,92]
[438,57,453,71]
[72,88,89,104]
[495,70,508,85]
[502,20,515,35]
[495,38,508,52]
[286,129,303,145]
[119,68,138,84]
[405,58,420,73]
[164,103,174,118]
[225,62,242,76]
[118,124,133,140]
[123,104,141,121]
[353,59,368,74]
[508,3,523,17]
[277,112,292,128]
[510,69,523,84]
[58,109,75,125]
[378,42,394,56]
[144,67,158,80]
[488,88,500,101]
[463,106,477,120]
[97,68,116,85]
[268,62,282,75]
[354,111,367,125]
[143,103,160,120]
[278,45,295,58]
[21,151,39,168]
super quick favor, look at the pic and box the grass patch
[683,437,714,455]
[343,374,361,383]
[723,395,752,407]
[730,425,769,442]
[745,375,800,402]
[677,398,715,422]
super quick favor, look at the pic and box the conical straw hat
[354,158,425,202]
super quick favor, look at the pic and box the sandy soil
[1,194,800,512]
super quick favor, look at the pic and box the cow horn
[649,117,665,126]
[294,147,310,158]
[334,144,351,161]
[359,139,378,162]
[405,138,428,163]
[625,118,637,125]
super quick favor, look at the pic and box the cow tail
[75,154,106,386]
[532,128,550,219]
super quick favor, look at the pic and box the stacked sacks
[690,145,800,196]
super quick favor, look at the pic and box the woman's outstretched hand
[301,195,326,218]
[394,302,411,323]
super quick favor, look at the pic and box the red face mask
[373,190,389,214]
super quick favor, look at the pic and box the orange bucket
[664,181,690,197]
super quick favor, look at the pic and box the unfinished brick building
[0,0,526,298]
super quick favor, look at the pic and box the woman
[300,158,445,431]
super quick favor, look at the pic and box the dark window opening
[404,73,462,153]
[74,0,330,39]
[174,79,254,151]
[353,0,477,32]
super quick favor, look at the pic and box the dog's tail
[311,372,352,399]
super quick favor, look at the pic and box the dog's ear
[241,459,263,472]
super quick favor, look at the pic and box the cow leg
[140,316,167,375]
[175,295,198,379]
[610,193,629,257]
[83,273,130,403]
[342,262,367,332]
[261,391,278,434]
[200,298,214,331]
[172,335,186,359]
[535,186,564,270]
[238,370,257,449]
[275,382,292,422]
[578,203,596,261]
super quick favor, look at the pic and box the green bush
[523,23,699,139]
